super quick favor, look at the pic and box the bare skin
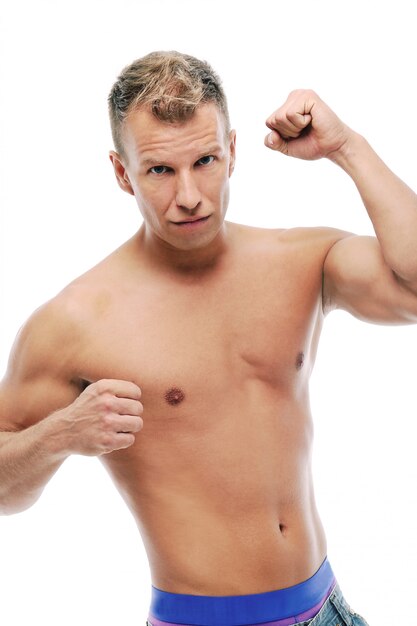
[77,223,331,594]
[1,224,336,593]
[1,95,417,598]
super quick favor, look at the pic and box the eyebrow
[140,144,224,166]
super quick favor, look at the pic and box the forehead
[121,103,227,163]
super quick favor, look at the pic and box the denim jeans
[295,584,369,626]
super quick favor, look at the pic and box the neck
[136,222,230,275]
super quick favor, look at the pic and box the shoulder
[8,236,140,372]
[276,225,355,250]
[0,272,117,431]
[6,284,92,383]
[6,241,130,376]
[0,291,86,431]
[0,241,139,431]
[229,222,355,258]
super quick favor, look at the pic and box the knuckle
[94,379,107,394]
[101,434,115,451]
[101,395,114,412]
[101,413,115,429]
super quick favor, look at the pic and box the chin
[170,233,216,252]
[167,218,225,252]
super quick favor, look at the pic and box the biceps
[0,374,81,432]
[323,235,417,324]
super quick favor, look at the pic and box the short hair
[108,51,231,157]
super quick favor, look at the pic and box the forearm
[0,415,70,515]
[330,132,417,282]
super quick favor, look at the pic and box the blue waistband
[150,558,336,625]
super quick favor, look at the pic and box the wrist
[37,410,73,461]
[327,130,369,171]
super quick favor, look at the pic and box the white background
[0,1,416,624]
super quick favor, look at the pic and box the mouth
[172,215,211,227]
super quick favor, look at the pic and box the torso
[57,222,346,594]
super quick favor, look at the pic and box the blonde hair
[108,51,231,157]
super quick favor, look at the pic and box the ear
[228,130,236,177]
[109,151,135,195]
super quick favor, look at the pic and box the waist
[149,557,336,626]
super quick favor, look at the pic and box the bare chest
[76,257,323,421]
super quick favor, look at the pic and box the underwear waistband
[149,557,336,626]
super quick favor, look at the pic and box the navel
[296,351,305,370]
[164,387,185,406]
[279,523,287,537]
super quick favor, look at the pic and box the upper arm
[323,234,417,324]
[0,298,84,433]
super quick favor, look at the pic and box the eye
[149,165,169,175]
[196,155,215,166]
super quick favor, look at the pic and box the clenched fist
[50,379,143,456]
[264,89,352,161]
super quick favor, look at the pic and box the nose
[175,171,201,211]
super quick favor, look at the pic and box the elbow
[0,502,30,516]
[394,272,417,290]
[0,504,25,516]
[0,502,37,516]
[0,490,40,516]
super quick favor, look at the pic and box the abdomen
[101,389,326,594]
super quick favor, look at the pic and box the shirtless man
[1,51,416,626]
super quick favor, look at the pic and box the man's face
[110,103,236,251]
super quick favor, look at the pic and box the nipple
[165,387,185,406]
[296,352,305,370]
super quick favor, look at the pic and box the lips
[174,215,210,225]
